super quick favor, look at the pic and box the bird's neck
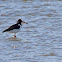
[17,23,22,26]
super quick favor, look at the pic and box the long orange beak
[22,21,28,24]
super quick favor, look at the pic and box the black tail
[2,29,8,33]
[2,30,6,33]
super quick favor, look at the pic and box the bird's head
[17,19,28,25]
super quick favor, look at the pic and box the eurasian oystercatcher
[2,19,28,38]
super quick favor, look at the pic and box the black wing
[2,24,20,33]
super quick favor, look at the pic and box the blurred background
[0,0,62,62]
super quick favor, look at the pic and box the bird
[2,19,28,38]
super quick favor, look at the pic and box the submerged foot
[14,35,16,38]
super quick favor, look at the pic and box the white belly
[8,29,20,33]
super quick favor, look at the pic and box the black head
[17,19,28,25]
[17,19,23,25]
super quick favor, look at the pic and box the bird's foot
[14,35,16,38]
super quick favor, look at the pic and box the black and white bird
[2,19,28,38]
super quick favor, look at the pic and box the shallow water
[0,0,62,62]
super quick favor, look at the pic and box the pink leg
[14,33,16,38]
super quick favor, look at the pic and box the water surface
[0,0,62,62]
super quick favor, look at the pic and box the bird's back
[2,24,20,33]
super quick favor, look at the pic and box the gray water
[0,0,62,62]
